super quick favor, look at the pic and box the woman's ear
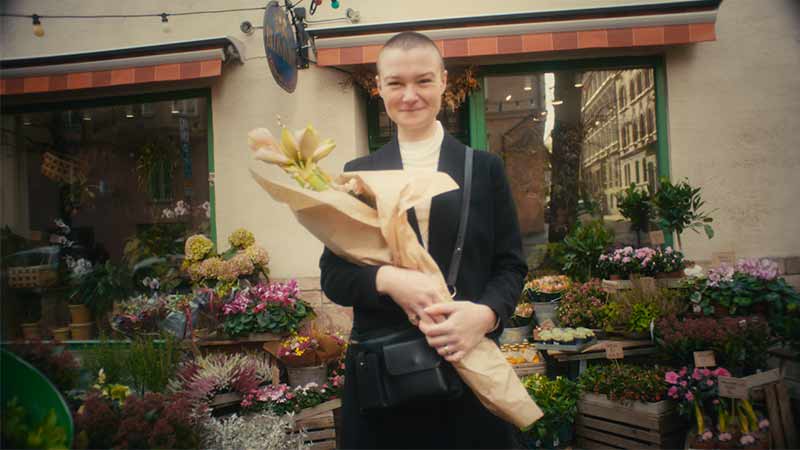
[375,74,383,97]
[440,70,448,93]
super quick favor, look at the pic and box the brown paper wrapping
[250,167,543,429]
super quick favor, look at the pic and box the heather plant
[578,363,667,403]
[555,279,609,329]
[201,411,308,450]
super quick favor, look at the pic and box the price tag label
[694,351,717,368]
[648,230,665,245]
[718,376,749,399]
[711,251,736,268]
[605,342,624,360]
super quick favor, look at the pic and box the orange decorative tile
[633,27,665,46]
[664,24,691,44]
[134,66,156,83]
[553,32,579,50]
[91,70,112,87]
[66,72,92,90]
[497,35,523,54]
[522,33,554,52]
[607,28,634,47]
[199,60,221,78]
[443,39,468,58]
[689,23,716,42]
[468,37,498,56]
[578,30,608,48]
[434,40,445,55]
[316,48,341,66]
[24,76,50,93]
[180,62,201,79]
[0,79,6,95]
[5,78,24,94]
[50,74,67,91]
[363,45,382,64]
[110,68,135,85]
[340,47,364,65]
[155,63,181,81]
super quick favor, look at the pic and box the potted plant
[561,220,614,282]
[221,280,314,339]
[69,260,133,339]
[651,177,714,250]
[500,301,534,345]
[616,183,654,247]
[268,330,346,388]
[518,374,580,449]
[555,279,608,330]
[523,275,571,326]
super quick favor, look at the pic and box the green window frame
[466,55,672,246]
[1,88,218,245]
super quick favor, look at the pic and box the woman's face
[376,46,447,134]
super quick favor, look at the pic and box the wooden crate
[291,399,341,450]
[576,393,685,449]
[8,265,59,289]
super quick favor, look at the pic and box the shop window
[1,94,212,339]
[480,66,661,267]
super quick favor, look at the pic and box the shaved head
[377,31,444,74]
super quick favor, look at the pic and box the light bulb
[161,13,171,33]
[505,94,512,102]
[32,14,44,37]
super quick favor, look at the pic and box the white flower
[54,219,71,234]
[684,264,704,278]
[174,205,188,216]
[72,258,93,277]
[148,278,160,290]
[162,209,176,219]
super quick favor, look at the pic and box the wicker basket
[8,265,59,289]
[41,152,88,184]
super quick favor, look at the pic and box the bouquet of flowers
[249,122,543,429]
[271,329,346,368]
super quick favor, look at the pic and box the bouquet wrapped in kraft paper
[247,124,543,430]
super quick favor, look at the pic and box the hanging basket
[8,265,59,289]
[41,152,88,184]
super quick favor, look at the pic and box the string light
[32,14,44,37]
[160,13,171,33]
[331,0,340,9]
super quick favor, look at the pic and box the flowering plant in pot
[578,363,667,403]
[221,280,314,338]
[665,366,770,449]
[111,294,168,336]
[518,374,580,449]
[598,246,685,279]
[555,279,608,329]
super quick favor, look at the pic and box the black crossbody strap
[446,146,473,289]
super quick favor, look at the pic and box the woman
[319,31,527,449]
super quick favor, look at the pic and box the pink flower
[692,368,703,380]
[740,435,756,446]
[665,371,679,384]
[702,368,711,377]
[713,367,731,378]
[685,392,694,401]
[759,419,770,430]
[286,392,294,400]
[668,386,679,398]
[701,431,713,441]
[622,257,632,263]
[680,381,688,387]
[706,379,714,386]
[679,367,687,377]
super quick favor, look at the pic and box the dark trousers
[340,346,513,449]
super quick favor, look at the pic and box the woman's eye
[419,79,432,84]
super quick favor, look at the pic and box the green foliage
[617,184,653,245]
[1,399,68,450]
[561,220,614,282]
[83,335,184,395]
[578,363,667,403]
[652,178,714,249]
[223,300,314,338]
[606,286,686,334]
[69,261,134,317]
[521,374,580,447]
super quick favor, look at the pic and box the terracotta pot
[70,322,93,340]
[21,322,41,340]
[51,327,71,341]
[68,304,91,323]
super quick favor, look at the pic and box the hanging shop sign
[264,1,298,93]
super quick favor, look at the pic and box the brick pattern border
[0,59,222,95]
[316,23,716,66]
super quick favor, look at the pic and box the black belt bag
[352,327,463,411]
[351,146,474,411]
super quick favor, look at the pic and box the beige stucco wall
[2,0,799,278]
[663,0,800,261]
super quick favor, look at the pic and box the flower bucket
[21,323,41,340]
[533,301,559,326]
[51,327,71,341]
[287,364,328,388]
[70,322,93,340]
[499,324,533,345]
[68,304,91,324]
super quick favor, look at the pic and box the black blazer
[319,131,527,337]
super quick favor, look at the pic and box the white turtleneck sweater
[398,121,444,249]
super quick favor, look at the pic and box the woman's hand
[418,302,496,363]
[375,266,445,325]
